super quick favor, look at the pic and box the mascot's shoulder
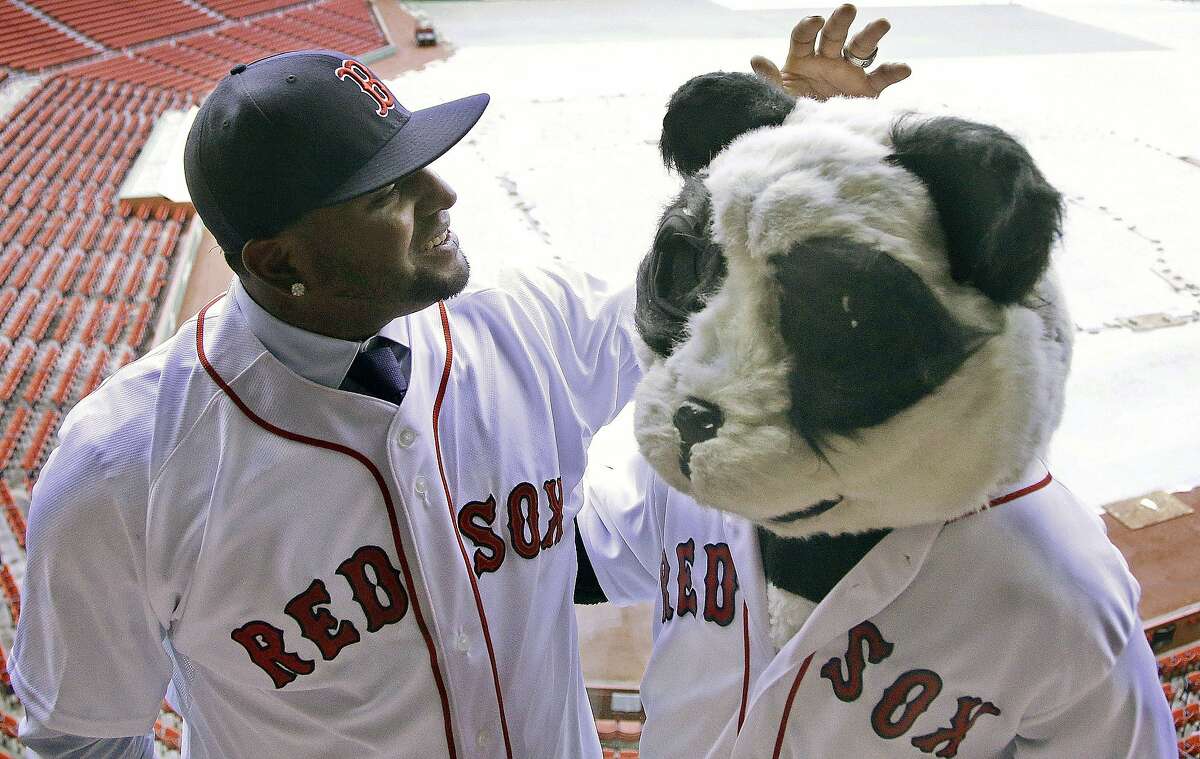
[934,482,1140,655]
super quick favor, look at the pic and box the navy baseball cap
[184,50,489,255]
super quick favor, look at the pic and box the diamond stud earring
[291,282,306,297]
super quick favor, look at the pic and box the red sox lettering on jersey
[232,476,566,687]
[231,544,410,689]
[457,477,567,576]
[658,538,739,626]
[655,548,1000,756]
[820,621,1000,757]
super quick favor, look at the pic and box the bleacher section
[0,0,98,71]
[0,75,194,488]
[1161,645,1200,757]
[0,3,391,755]
[4,0,387,75]
[201,0,305,19]
[25,0,217,49]
[39,1,387,95]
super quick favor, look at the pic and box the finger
[866,63,912,95]
[783,16,824,68]
[846,18,890,60]
[817,4,857,59]
[750,55,784,87]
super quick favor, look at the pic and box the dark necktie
[339,336,412,406]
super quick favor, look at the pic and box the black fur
[757,527,890,604]
[887,116,1064,304]
[660,72,796,176]
[635,177,726,357]
[574,522,607,605]
[773,237,989,450]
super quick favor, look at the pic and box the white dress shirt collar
[231,277,368,389]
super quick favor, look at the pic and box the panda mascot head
[634,72,1071,542]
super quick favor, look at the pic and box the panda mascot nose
[673,397,724,477]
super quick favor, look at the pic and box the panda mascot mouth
[769,496,845,523]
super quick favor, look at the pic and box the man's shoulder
[57,317,219,473]
[60,342,170,445]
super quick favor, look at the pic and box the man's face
[287,167,468,318]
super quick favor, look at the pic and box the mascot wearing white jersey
[580,72,1176,757]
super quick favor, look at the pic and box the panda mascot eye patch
[774,235,992,443]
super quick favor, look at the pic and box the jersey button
[475,730,489,748]
[455,631,470,653]
[397,428,416,448]
[414,475,428,495]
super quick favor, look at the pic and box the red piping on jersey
[737,602,750,733]
[772,653,814,759]
[989,471,1052,507]
[194,295,458,758]
[431,301,515,759]
[949,471,1054,524]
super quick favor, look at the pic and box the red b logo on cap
[335,60,395,117]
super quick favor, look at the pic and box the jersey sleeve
[1011,632,1176,757]
[10,394,172,738]
[577,443,663,606]
[19,714,155,759]
[498,264,642,437]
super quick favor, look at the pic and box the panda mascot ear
[661,72,797,175]
[887,117,1064,304]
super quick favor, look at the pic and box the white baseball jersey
[580,456,1177,758]
[12,266,639,759]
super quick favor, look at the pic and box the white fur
[634,97,1073,538]
[766,582,819,651]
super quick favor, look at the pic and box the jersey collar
[231,276,368,389]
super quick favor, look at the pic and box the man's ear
[241,235,301,296]
[887,116,1063,304]
[660,72,796,175]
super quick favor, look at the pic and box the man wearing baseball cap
[12,9,909,757]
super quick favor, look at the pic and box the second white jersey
[580,456,1176,758]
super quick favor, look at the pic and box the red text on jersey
[817,621,1002,756]
[230,544,409,688]
[659,539,739,627]
[458,478,567,576]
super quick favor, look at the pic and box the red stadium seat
[79,346,109,398]
[0,480,26,550]
[21,344,60,405]
[0,404,31,468]
[3,290,39,341]
[52,294,84,343]
[51,344,84,406]
[102,302,129,346]
[31,248,64,291]
[18,409,60,472]
[26,292,63,343]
